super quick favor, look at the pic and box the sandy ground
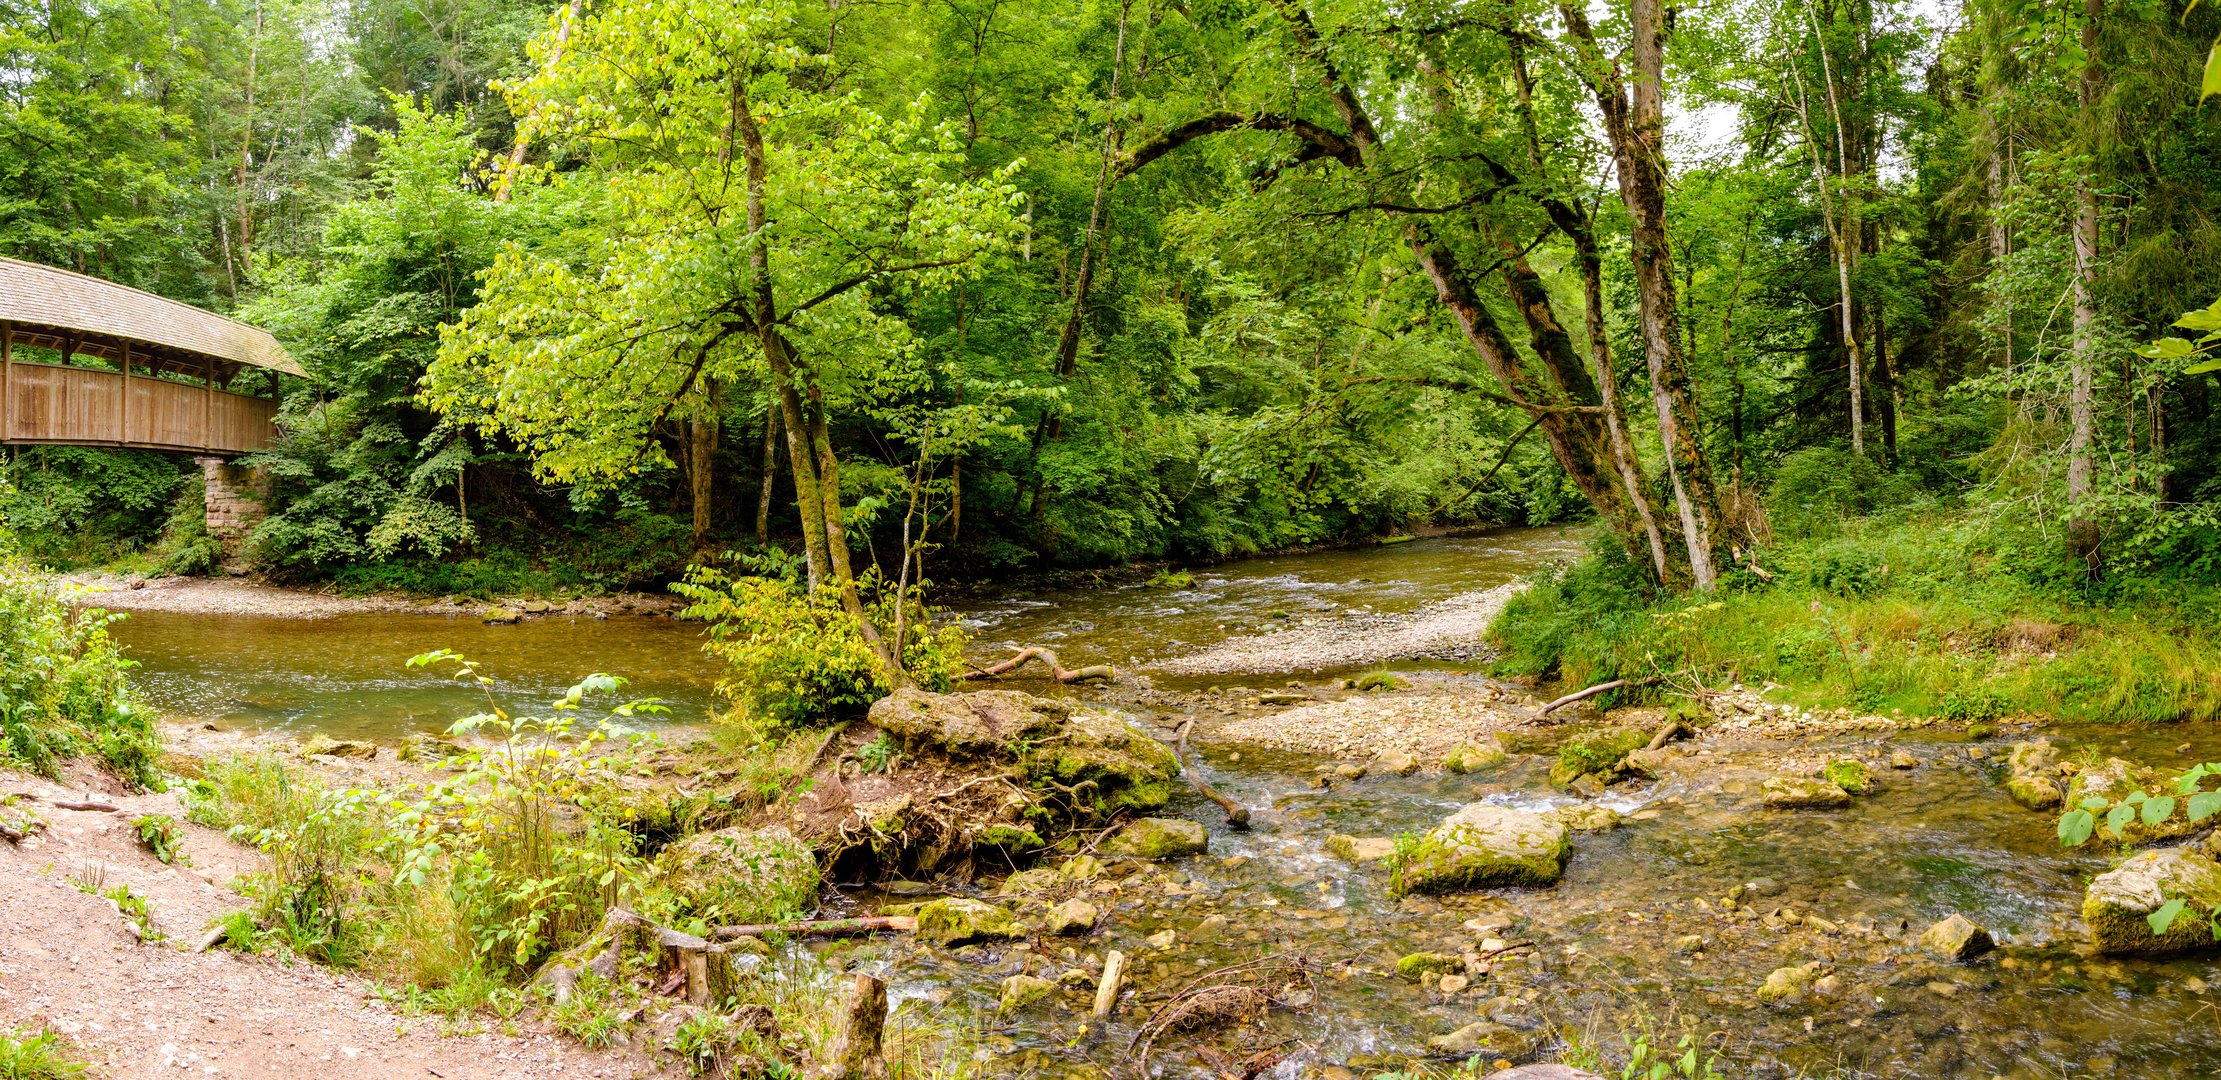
[0,769,661,1079]
[1148,582,1523,675]
[1192,673,1538,760]
[53,574,681,620]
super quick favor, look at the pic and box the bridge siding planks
[3,361,276,453]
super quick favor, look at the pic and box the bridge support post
[196,456,267,548]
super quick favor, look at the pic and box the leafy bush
[0,564,160,787]
[1937,687,2008,725]
[1,448,188,567]
[674,563,964,729]
[1803,541,1887,597]
[1488,536,1660,688]
[1767,447,1920,539]
[133,813,183,864]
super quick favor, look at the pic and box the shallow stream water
[101,528,2221,1078]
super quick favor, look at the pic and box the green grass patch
[1491,507,2221,724]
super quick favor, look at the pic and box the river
[102,526,2221,1078]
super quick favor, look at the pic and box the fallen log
[1537,676,1658,717]
[961,646,1114,684]
[1173,720,1249,829]
[47,799,120,812]
[710,915,916,941]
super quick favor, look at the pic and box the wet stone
[1761,775,1852,809]
[1918,913,1995,961]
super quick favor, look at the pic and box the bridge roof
[0,257,305,378]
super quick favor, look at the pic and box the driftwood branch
[1538,676,1658,716]
[1173,719,1250,829]
[710,915,916,941]
[961,646,1114,684]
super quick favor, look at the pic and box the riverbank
[57,572,683,620]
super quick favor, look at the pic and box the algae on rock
[1101,817,1207,860]
[1397,804,1570,893]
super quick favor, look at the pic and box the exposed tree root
[1173,719,1249,828]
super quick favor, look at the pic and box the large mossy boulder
[869,686,1072,756]
[2068,758,2201,843]
[868,687,1179,816]
[658,825,819,925]
[1398,804,1570,893]
[915,897,1025,946]
[2084,848,2221,955]
[1101,817,1207,860]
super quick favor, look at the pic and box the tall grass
[0,561,160,786]
[1491,506,2221,724]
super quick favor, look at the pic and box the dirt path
[1148,582,1523,675]
[0,771,659,1079]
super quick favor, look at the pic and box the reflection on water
[110,610,727,739]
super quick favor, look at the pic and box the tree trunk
[1808,2,1867,457]
[2068,0,2101,572]
[756,405,777,545]
[688,383,720,552]
[1560,0,1723,588]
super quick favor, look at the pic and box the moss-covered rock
[1545,803,1622,833]
[1756,962,1823,1005]
[998,973,1059,1014]
[2003,739,2064,810]
[1045,898,1098,935]
[868,686,1070,757]
[1549,726,1648,789]
[1395,951,1462,981]
[1443,741,1508,774]
[1824,759,1872,794]
[299,735,376,760]
[996,867,1063,895]
[657,825,819,925]
[1325,835,1396,863]
[1398,804,1570,893]
[1022,713,1182,815]
[2068,758,2201,843]
[1059,854,1106,882]
[2084,848,2221,955]
[916,897,1025,946]
[1761,775,1851,809]
[974,824,1045,854]
[1101,817,1207,860]
[1917,913,1994,961]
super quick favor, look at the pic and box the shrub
[674,562,964,729]
[1803,541,1887,598]
[1767,447,1920,539]
[0,564,160,787]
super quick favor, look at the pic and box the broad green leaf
[2059,808,2096,847]
[2143,795,2178,825]
[2144,336,2196,358]
[2189,791,2221,821]
[2189,358,2221,375]
[2205,42,2221,101]
[2149,897,2189,935]
[2082,796,2111,812]
[2177,302,2221,332]
[2106,802,2137,837]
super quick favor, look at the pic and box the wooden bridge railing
[1,360,280,455]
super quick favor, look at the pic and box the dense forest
[7,0,2219,605]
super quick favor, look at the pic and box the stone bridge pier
[196,456,267,542]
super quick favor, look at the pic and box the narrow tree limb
[194,923,230,954]
[1173,719,1250,829]
[48,800,119,812]
[1538,677,1658,716]
[710,916,916,941]
[961,646,1114,684]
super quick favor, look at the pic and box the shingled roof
[0,256,304,378]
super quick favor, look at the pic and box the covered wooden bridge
[0,257,301,456]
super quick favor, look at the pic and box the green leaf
[2143,795,2178,826]
[2204,42,2221,101]
[2106,802,2137,837]
[2059,808,2096,847]
[2125,790,2149,804]
[2188,791,2221,822]
[2177,300,2221,332]
[2150,897,2189,935]
[2141,336,2196,358]
[2188,358,2221,375]
[2081,796,2111,812]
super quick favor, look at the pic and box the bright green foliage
[674,565,963,729]
[133,813,183,865]
[0,1025,87,1080]
[0,564,159,787]
[1,450,191,569]
[1825,760,1873,795]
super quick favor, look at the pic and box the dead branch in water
[961,646,1114,683]
[1538,676,1659,716]
[1173,719,1250,828]
[709,915,916,941]
[1126,954,1315,1077]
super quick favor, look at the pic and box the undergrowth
[0,561,160,786]
[0,1025,88,1080]
[1491,505,2221,724]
